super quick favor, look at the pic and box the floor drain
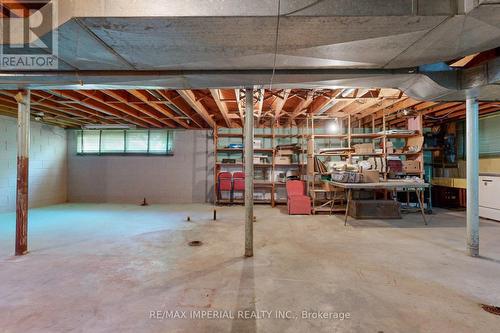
[188,241,203,247]
[481,304,500,315]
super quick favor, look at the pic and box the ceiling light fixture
[327,118,339,133]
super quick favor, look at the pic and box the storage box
[253,139,262,149]
[362,170,380,183]
[275,156,291,165]
[277,149,294,156]
[253,156,269,164]
[353,143,374,154]
[386,142,394,154]
[348,200,401,219]
[403,160,420,173]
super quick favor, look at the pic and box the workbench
[326,180,430,225]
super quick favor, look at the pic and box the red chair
[218,172,232,201]
[286,180,311,215]
[232,172,245,201]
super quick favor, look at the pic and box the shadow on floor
[230,257,256,333]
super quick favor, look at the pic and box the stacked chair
[217,172,233,201]
[217,171,245,202]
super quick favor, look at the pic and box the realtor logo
[0,0,58,69]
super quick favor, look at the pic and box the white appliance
[479,173,500,221]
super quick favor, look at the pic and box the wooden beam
[288,90,315,122]
[256,89,265,124]
[52,90,151,128]
[235,89,244,124]
[274,89,290,122]
[324,89,369,116]
[177,90,216,128]
[209,89,232,128]
[155,90,205,128]
[101,90,176,128]
[0,93,87,127]
[78,90,165,128]
[128,90,190,128]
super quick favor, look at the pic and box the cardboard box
[277,149,294,156]
[403,160,420,173]
[353,143,374,154]
[386,141,394,154]
[253,156,269,164]
[362,170,380,183]
[275,156,291,165]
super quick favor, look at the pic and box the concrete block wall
[67,130,215,204]
[0,115,67,212]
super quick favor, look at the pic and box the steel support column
[466,96,479,257]
[15,90,30,256]
[244,88,254,257]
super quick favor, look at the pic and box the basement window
[76,130,174,155]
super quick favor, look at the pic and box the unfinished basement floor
[1,204,499,332]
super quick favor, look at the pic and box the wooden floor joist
[0,88,496,128]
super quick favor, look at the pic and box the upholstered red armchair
[286,180,311,215]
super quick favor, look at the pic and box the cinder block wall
[0,115,68,212]
[67,130,215,204]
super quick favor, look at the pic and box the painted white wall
[67,130,214,204]
[0,115,67,212]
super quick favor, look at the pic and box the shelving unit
[214,126,306,206]
[306,112,425,214]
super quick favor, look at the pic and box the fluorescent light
[82,124,136,130]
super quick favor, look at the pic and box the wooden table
[326,180,430,225]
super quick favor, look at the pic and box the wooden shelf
[382,133,421,139]
[316,152,350,156]
[217,148,243,152]
[254,181,273,186]
[306,114,424,214]
[351,133,380,139]
[387,152,422,156]
[216,162,243,166]
[312,134,347,139]
[350,153,384,156]
[274,163,304,167]
[218,133,243,138]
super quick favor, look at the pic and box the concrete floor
[0,204,499,332]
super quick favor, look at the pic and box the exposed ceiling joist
[209,89,232,128]
[157,90,206,129]
[128,90,189,128]
[274,89,291,122]
[78,90,164,128]
[176,90,216,128]
[51,90,151,128]
[288,90,315,123]
[234,89,244,124]
[102,90,177,128]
